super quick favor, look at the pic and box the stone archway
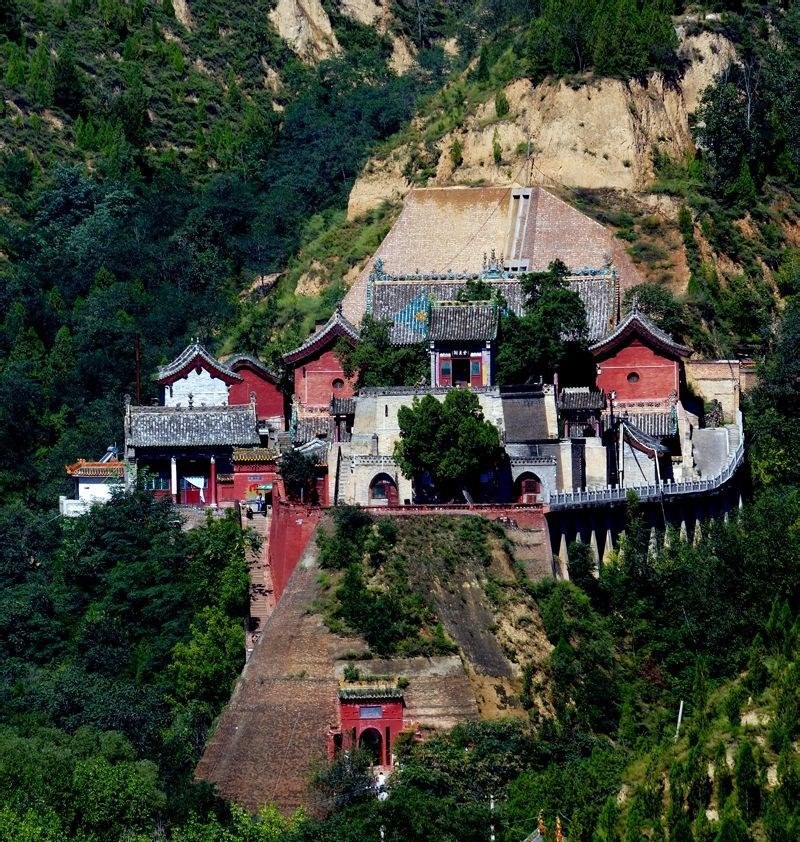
[358,727,383,765]
[514,472,541,503]
[369,472,398,506]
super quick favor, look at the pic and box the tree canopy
[496,259,587,384]
[336,315,429,388]
[394,389,501,501]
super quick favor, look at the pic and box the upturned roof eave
[282,311,360,364]
[156,342,243,386]
[589,311,692,359]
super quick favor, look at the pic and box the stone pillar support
[170,456,178,503]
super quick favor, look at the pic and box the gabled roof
[330,396,356,416]
[589,309,692,359]
[558,387,606,411]
[233,447,278,463]
[157,341,242,386]
[126,404,259,448]
[226,354,280,383]
[369,270,617,344]
[65,459,125,478]
[282,307,360,365]
[338,687,404,701]
[429,302,499,342]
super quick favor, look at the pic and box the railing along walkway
[549,412,745,510]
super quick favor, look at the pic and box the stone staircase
[244,512,273,653]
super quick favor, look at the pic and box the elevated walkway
[549,412,745,510]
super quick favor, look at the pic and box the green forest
[2,0,800,839]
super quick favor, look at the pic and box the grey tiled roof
[226,354,279,382]
[620,412,676,437]
[590,309,691,358]
[371,273,616,344]
[502,393,552,441]
[623,420,671,454]
[429,303,499,342]
[127,405,259,448]
[568,275,618,341]
[330,397,356,415]
[558,387,606,410]
[283,308,360,364]
[294,416,334,445]
[157,342,241,383]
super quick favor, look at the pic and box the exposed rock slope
[347,33,735,219]
[269,0,341,62]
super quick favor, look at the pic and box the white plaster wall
[541,385,560,439]
[333,452,412,506]
[584,440,608,488]
[352,390,506,455]
[164,368,230,407]
[510,461,557,501]
[77,478,117,503]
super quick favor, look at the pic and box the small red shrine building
[283,306,359,413]
[590,309,692,406]
[327,687,407,767]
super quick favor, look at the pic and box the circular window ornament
[627,372,640,383]
[332,378,345,390]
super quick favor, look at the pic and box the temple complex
[60,186,752,814]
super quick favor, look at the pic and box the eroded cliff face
[268,0,341,62]
[347,32,735,219]
[266,0,416,72]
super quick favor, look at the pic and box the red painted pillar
[209,456,217,507]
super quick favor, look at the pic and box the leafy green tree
[27,38,55,106]
[623,283,687,339]
[279,449,318,502]
[450,137,463,168]
[394,389,501,501]
[495,89,510,117]
[734,740,761,822]
[72,755,165,839]
[169,605,244,710]
[53,39,86,117]
[0,0,20,41]
[337,315,428,388]
[496,260,587,384]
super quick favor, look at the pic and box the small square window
[470,360,481,376]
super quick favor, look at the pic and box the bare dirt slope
[347,32,735,219]
[197,515,554,812]
[196,543,354,814]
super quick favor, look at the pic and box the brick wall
[596,340,679,403]
[229,369,286,421]
[195,557,348,816]
[268,495,323,600]
[293,348,355,410]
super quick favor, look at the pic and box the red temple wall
[595,340,679,403]
[229,370,285,421]
[268,493,323,600]
[292,348,356,409]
